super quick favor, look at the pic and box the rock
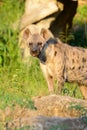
[19,0,78,37]
[4,95,87,129]
[19,0,58,31]
[34,94,87,117]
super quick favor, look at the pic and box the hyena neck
[46,38,58,45]
[38,38,58,64]
[38,50,46,64]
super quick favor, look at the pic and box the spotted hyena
[23,27,87,99]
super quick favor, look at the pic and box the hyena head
[22,28,54,57]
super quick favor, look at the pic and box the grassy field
[0,0,87,111]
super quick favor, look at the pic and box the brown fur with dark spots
[23,28,87,99]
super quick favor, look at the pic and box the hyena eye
[29,42,32,46]
[38,42,42,46]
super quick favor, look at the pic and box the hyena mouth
[30,50,40,57]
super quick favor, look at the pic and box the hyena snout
[30,45,41,57]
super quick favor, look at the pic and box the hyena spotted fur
[23,27,87,99]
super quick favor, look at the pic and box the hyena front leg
[40,63,54,94]
[46,74,54,94]
[56,63,65,94]
[57,76,65,94]
[80,86,87,99]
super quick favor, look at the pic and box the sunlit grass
[74,5,87,23]
[0,57,48,109]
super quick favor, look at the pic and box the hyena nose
[32,47,38,52]
[32,49,37,53]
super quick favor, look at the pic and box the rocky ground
[0,95,87,129]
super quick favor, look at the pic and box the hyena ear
[23,28,31,40]
[40,28,54,40]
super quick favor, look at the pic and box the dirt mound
[0,95,87,129]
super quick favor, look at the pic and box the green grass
[70,5,87,47]
[74,5,87,23]
[0,58,48,109]
[0,1,87,112]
